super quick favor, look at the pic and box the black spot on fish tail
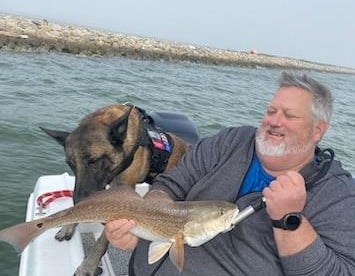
[36,222,43,228]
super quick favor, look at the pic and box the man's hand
[262,171,317,256]
[262,171,307,220]
[105,219,139,250]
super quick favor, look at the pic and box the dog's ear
[39,127,70,147]
[109,105,133,147]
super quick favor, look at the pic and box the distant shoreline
[1,14,355,75]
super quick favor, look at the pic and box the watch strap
[271,218,285,229]
[271,212,302,230]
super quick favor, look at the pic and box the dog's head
[40,104,148,203]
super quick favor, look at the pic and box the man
[105,72,355,275]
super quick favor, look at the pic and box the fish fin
[169,232,185,272]
[148,241,172,264]
[78,184,142,205]
[110,185,142,199]
[0,218,47,253]
[144,190,173,202]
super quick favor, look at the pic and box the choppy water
[0,51,354,275]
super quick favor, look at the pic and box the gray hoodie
[130,126,355,275]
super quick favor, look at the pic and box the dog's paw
[55,224,76,241]
[73,265,103,276]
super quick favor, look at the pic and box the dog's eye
[88,158,99,165]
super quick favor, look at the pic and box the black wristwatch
[271,212,302,231]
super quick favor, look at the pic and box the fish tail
[0,218,47,253]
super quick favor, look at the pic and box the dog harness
[108,104,175,185]
[136,107,174,183]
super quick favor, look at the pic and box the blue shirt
[238,152,275,197]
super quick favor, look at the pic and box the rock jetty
[1,14,354,74]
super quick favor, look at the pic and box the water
[0,51,354,275]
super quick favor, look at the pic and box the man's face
[256,86,321,157]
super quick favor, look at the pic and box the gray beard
[255,131,313,157]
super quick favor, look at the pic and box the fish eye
[219,208,225,216]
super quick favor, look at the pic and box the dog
[41,104,193,276]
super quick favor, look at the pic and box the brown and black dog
[41,104,194,275]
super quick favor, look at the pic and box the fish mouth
[224,207,239,232]
[231,208,239,223]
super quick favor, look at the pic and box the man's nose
[268,112,283,127]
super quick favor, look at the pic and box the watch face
[285,214,301,230]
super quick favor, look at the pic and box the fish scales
[40,190,190,239]
[0,185,239,272]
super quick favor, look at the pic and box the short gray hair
[278,71,333,123]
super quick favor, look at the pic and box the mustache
[256,128,313,157]
[259,125,286,135]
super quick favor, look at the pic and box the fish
[0,185,239,272]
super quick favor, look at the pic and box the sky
[1,0,355,68]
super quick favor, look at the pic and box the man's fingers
[276,174,293,187]
[105,219,138,250]
[286,171,305,186]
[268,180,279,191]
[105,219,135,237]
[112,232,137,250]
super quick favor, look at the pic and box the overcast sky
[1,0,354,68]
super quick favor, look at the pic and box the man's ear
[39,127,70,147]
[313,121,328,143]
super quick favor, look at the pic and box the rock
[0,14,354,74]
